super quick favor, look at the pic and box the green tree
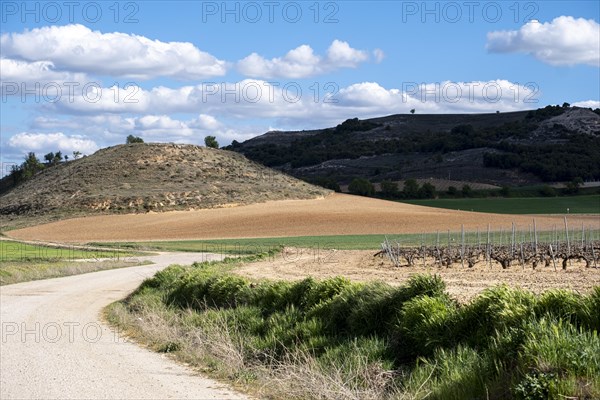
[44,152,55,164]
[539,185,557,197]
[72,151,81,159]
[402,179,420,199]
[461,184,473,198]
[53,151,63,164]
[22,152,44,180]
[447,186,458,197]
[348,178,375,197]
[7,153,44,187]
[380,180,399,198]
[126,135,144,144]
[418,182,436,199]
[565,177,583,194]
[204,135,219,149]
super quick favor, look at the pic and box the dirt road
[7,194,599,243]
[0,252,248,400]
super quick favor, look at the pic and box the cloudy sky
[1,1,599,172]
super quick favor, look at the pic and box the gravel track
[0,252,248,400]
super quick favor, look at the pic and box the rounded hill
[0,143,330,216]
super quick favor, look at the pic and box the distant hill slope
[228,106,600,187]
[0,143,330,216]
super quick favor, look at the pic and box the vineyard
[380,218,600,270]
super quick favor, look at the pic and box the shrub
[397,295,457,357]
[583,287,600,331]
[400,274,446,300]
[404,345,492,400]
[139,264,187,290]
[345,282,398,336]
[348,178,375,196]
[456,286,535,348]
[539,185,557,197]
[302,276,352,311]
[204,135,219,149]
[534,289,587,326]
[253,280,295,315]
[126,135,144,144]
[517,318,600,398]
[206,275,251,307]
[380,180,399,198]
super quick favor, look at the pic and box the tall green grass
[114,261,600,399]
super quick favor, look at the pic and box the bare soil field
[6,194,599,243]
[234,247,600,303]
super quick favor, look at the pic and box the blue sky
[1,1,599,173]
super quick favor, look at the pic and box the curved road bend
[1,252,249,399]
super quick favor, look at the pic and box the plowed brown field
[7,194,599,243]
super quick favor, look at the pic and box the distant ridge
[228,106,600,187]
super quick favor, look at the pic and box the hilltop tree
[54,151,63,164]
[72,151,81,159]
[9,152,44,185]
[44,152,54,164]
[204,136,219,149]
[43,151,63,165]
[126,135,144,144]
[23,152,44,178]
[410,109,415,114]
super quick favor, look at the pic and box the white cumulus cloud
[0,24,228,80]
[486,16,600,67]
[0,58,89,97]
[47,78,541,122]
[237,40,370,78]
[572,100,600,109]
[8,132,99,155]
[0,58,86,83]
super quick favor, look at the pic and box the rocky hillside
[0,143,330,216]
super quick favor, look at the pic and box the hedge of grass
[129,262,600,399]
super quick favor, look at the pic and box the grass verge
[106,258,600,400]
[0,240,140,262]
[0,259,151,285]
[403,195,600,214]
[0,240,147,285]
